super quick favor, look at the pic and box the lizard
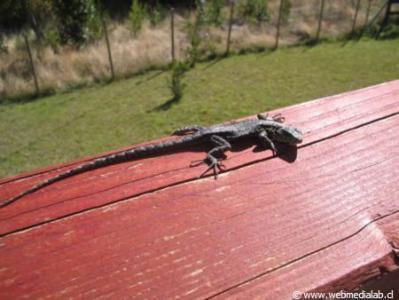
[0,113,303,208]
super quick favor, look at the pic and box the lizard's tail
[0,135,198,208]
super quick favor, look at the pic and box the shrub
[205,0,224,26]
[0,35,7,53]
[87,0,103,41]
[14,34,27,51]
[43,29,61,51]
[186,18,202,67]
[280,0,291,24]
[237,0,270,24]
[129,0,145,37]
[148,0,165,26]
[186,2,206,68]
[53,0,96,45]
[195,0,205,23]
[0,1,28,30]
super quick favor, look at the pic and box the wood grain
[1,81,398,299]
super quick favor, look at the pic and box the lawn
[0,38,398,178]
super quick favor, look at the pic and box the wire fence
[0,0,389,101]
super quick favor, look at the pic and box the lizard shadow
[235,137,298,163]
[253,143,298,163]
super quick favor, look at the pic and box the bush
[186,2,205,67]
[0,0,28,31]
[14,34,27,51]
[129,0,145,37]
[195,0,205,23]
[378,24,399,39]
[148,0,165,26]
[237,0,270,24]
[205,0,224,26]
[1,0,52,35]
[280,0,291,24]
[43,29,61,51]
[53,0,97,45]
[0,35,7,53]
[186,17,202,67]
[87,0,103,41]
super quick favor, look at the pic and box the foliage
[148,0,165,26]
[87,0,104,41]
[0,1,52,41]
[195,0,205,23]
[280,0,291,24]
[14,34,27,51]
[27,0,53,20]
[361,19,399,40]
[186,19,202,67]
[378,24,399,40]
[0,0,27,30]
[129,0,145,37]
[186,5,205,67]
[237,0,270,24]
[43,29,61,51]
[169,61,189,100]
[53,0,97,45]
[204,0,224,26]
[0,35,7,53]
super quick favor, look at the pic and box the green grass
[1,39,398,178]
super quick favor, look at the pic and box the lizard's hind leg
[191,135,231,179]
[172,125,204,136]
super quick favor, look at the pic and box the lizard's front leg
[258,130,277,155]
[257,113,285,123]
[191,135,231,178]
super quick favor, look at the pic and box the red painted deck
[1,81,399,299]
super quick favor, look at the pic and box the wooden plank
[1,81,399,298]
[1,81,399,235]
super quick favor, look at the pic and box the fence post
[23,34,39,95]
[274,0,284,49]
[102,15,115,80]
[351,0,361,37]
[170,7,175,63]
[315,0,325,41]
[364,0,373,27]
[225,0,235,55]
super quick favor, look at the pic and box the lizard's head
[268,125,303,145]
